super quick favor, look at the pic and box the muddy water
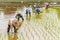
[0,7,60,40]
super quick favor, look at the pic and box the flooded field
[0,6,60,40]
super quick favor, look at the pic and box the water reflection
[45,9,49,13]
[35,14,41,19]
[56,9,60,19]
[8,33,18,40]
[26,15,31,21]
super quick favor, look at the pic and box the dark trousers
[26,12,31,16]
[7,24,17,33]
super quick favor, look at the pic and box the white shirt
[8,18,17,25]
